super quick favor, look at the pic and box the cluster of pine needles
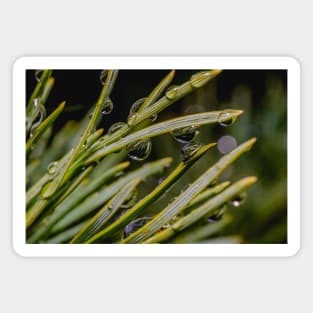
[26,69,257,244]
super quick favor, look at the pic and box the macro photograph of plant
[25,68,287,244]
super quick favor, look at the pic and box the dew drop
[165,85,179,100]
[181,142,202,161]
[108,122,127,135]
[35,70,43,82]
[30,105,46,133]
[127,139,152,161]
[217,135,237,154]
[47,161,59,175]
[99,70,108,85]
[230,192,247,207]
[171,126,198,144]
[33,98,40,107]
[123,217,151,238]
[218,112,235,127]
[129,98,146,116]
[190,71,211,88]
[150,114,158,122]
[101,98,113,115]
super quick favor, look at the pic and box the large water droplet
[35,70,43,82]
[129,98,146,116]
[190,71,211,88]
[99,70,108,85]
[171,126,198,144]
[218,112,235,127]
[30,105,46,133]
[123,217,151,238]
[108,122,127,135]
[101,98,113,115]
[126,139,152,161]
[47,161,59,175]
[165,85,179,100]
[181,142,202,161]
[217,135,237,154]
[230,192,247,207]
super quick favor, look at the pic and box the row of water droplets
[122,71,213,161]
[123,71,224,162]
[122,190,247,239]
[117,74,213,236]
[101,70,152,161]
[99,70,114,115]
[97,70,237,162]
[29,71,47,137]
[126,97,155,160]
[121,189,247,240]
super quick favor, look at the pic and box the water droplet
[88,113,93,120]
[150,114,158,122]
[218,112,235,127]
[123,217,151,238]
[217,135,237,154]
[230,192,247,207]
[129,98,146,116]
[30,105,46,133]
[33,98,40,107]
[165,85,179,100]
[47,161,59,174]
[101,99,113,115]
[181,142,202,161]
[99,70,108,85]
[126,139,152,161]
[35,70,43,82]
[190,71,211,88]
[108,122,127,135]
[171,126,198,144]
